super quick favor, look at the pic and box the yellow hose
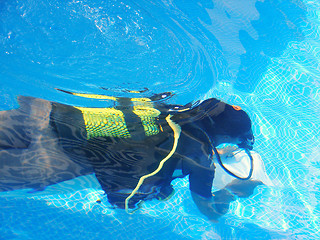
[125,114,181,213]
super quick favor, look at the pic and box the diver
[0,91,262,221]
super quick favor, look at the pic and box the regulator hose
[212,146,254,180]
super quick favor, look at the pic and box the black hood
[169,98,255,150]
[199,99,254,150]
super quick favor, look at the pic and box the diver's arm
[225,179,263,198]
[192,179,262,221]
[192,181,262,221]
[187,164,236,221]
[192,179,263,221]
[191,189,235,222]
[192,177,263,222]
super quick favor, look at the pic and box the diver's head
[170,98,254,149]
[199,99,254,150]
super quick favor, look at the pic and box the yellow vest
[68,92,161,139]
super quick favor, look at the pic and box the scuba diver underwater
[0,91,271,221]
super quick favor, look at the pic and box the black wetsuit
[50,101,215,208]
[1,94,254,213]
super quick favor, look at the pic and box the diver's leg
[0,135,92,192]
[0,96,52,149]
[0,109,32,149]
[0,96,93,192]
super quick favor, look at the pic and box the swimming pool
[0,0,319,239]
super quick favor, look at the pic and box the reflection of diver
[0,92,263,221]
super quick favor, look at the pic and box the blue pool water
[0,0,319,239]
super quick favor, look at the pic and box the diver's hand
[191,189,235,222]
[212,189,235,215]
[226,179,263,198]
